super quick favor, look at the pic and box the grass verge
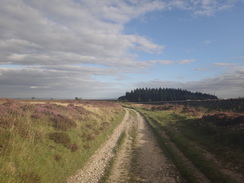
[138,108,237,183]
[0,99,125,183]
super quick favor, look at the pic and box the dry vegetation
[0,98,124,183]
[129,103,244,183]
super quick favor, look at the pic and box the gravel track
[130,111,182,183]
[67,108,183,183]
[67,109,130,183]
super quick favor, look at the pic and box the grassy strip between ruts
[98,131,126,183]
[138,108,236,183]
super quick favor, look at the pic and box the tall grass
[0,99,125,183]
[136,105,239,183]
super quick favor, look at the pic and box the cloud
[0,0,243,98]
[190,0,236,16]
[204,40,212,45]
[0,0,164,67]
[166,0,241,16]
[0,65,121,98]
[178,59,195,64]
[158,60,175,65]
[136,68,244,98]
[194,67,209,71]
[147,59,195,65]
[0,0,167,99]
[212,62,238,67]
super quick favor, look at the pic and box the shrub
[54,154,62,162]
[31,113,43,119]
[100,122,110,130]
[51,114,77,131]
[202,112,244,126]
[49,132,71,147]
[0,130,11,155]
[69,143,79,152]
[86,134,96,141]
[19,171,41,183]
[83,144,90,149]
[0,116,15,129]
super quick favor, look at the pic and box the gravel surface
[67,109,130,183]
[67,109,183,183]
[130,111,182,183]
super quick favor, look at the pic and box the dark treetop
[118,88,218,102]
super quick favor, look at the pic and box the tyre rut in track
[128,110,182,183]
[67,108,184,183]
[67,109,130,183]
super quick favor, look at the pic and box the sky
[0,0,243,99]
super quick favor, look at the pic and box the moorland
[0,98,243,183]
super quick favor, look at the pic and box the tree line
[118,88,218,102]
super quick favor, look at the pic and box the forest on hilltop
[118,88,218,102]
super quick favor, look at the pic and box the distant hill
[118,88,218,102]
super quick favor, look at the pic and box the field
[0,98,243,183]
[130,102,244,183]
[0,99,124,183]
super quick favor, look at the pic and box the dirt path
[67,109,183,183]
[106,113,135,183]
[67,107,243,183]
[129,111,182,183]
[149,117,211,183]
[67,109,130,183]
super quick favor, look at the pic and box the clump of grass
[0,130,11,155]
[19,171,41,183]
[54,154,62,162]
[51,114,77,131]
[69,143,79,152]
[49,132,71,148]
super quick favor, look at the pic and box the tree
[118,88,218,102]
[75,97,82,100]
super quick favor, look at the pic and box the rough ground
[67,109,130,183]
[67,108,183,183]
[67,107,243,183]
[129,111,182,183]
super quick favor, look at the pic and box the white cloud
[194,67,209,71]
[0,0,165,68]
[166,0,240,16]
[178,59,195,64]
[0,0,243,98]
[158,60,175,65]
[213,62,238,67]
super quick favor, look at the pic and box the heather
[0,99,124,183]
[130,102,244,182]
